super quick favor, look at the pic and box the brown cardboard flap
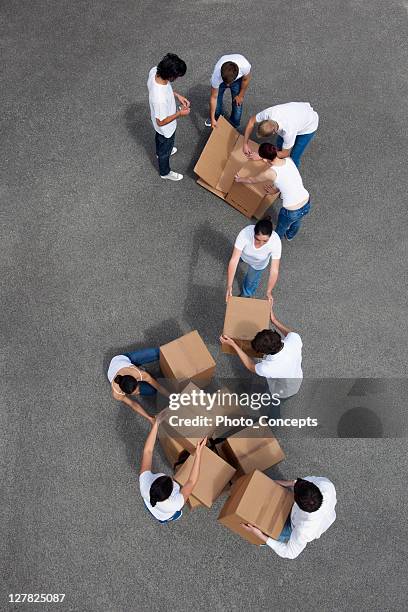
[225,181,267,218]
[223,296,270,344]
[224,428,285,473]
[196,178,227,200]
[216,135,247,193]
[194,116,239,188]
[253,190,280,220]
[160,330,215,382]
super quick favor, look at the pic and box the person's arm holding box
[219,335,256,373]
[140,410,168,474]
[270,307,295,338]
[241,523,308,559]
[180,437,207,501]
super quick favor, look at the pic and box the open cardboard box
[222,296,270,356]
[160,330,216,391]
[218,469,294,545]
[194,116,279,219]
[174,446,236,508]
[221,426,285,477]
[158,425,188,468]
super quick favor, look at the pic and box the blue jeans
[276,131,316,168]
[275,201,311,240]
[155,131,176,176]
[124,347,160,396]
[240,262,264,297]
[215,78,243,128]
[278,516,293,542]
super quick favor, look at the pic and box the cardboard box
[160,330,216,391]
[158,423,189,468]
[174,446,236,508]
[187,494,203,510]
[162,382,217,454]
[222,296,270,356]
[221,427,285,476]
[194,116,279,219]
[218,470,294,545]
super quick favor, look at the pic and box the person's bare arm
[142,372,170,398]
[266,259,280,302]
[174,92,190,107]
[234,73,251,106]
[113,389,154,424]
[243,115,257,155]
[277,148,291,159]
[274,479,297,488]
[180,438,207,501]
[209,87,219,128]
[226,247,242,302]
[140,411,168,474]
[219,335,256,372]
[156,106,189,127]
[270,307,293,337]
[235,167,276,185]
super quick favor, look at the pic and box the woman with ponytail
[234,142,311,242]
[107,347,169,425]
[139,412,207,523]
[226,215,281,302]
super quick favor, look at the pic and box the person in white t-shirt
[147,53,190,181]
[220,306,303,400]
[234,142,311,241]
[226,216,281,302]
[139,413,207,523]
[243,102,319,168]
[242,476,337,559]
[205,54,252,129]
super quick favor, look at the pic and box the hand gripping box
[222,297,270,356]
[218,470,293,545]
[174,446,236,508]
[194,116,279,219]
[221,426,285,477]
[160,330,216,391]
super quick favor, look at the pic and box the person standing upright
[205,54,251,129]
[147,53,190,181]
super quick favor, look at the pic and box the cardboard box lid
[160,330,216,380]
[174,446,236,508]
[224,427,285,473]
[233,470,293,527]
[194,116,239,188]
[223,297,270,341]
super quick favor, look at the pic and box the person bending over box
[242,476,337,559]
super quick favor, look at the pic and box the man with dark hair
[242,476,337,559]
[205,53,251,129]
[147,53,190,181]
[220,306,303,399]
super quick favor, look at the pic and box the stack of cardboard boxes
[157,325,294,545]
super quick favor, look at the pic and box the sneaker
[170,147,177,156]
[204,118,212,127]
[161,171,183,181]
[285,234,295,241]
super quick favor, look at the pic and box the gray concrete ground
[1,1,408,611]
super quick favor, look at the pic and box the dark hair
[114,374,138,395]
[149,475,173,507]
[258,143,278,161]
[254,215,273,237]
[157,53,186,81]
[221,61,239,85]
[251,329,283,355]
[294,479,323,513]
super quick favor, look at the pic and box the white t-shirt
[107,355,143,383]
[139,471,185,521]
[266,476,337,559]
[256,102,319,149]
[272,158,310,210]
[211,54,251,89]
[147,66,177,138]
[255,332,303,398]
[235,225,281,270]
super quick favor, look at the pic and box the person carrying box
[139,413,207,524]
[225,216,281,302]
[242,101,319,168]
[205,54,252,129]
[234,143,310,241]
[242,476,337,559]
[220,306,303,400]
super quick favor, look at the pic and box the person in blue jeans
[206,54,252,129]
[107,347,170,424]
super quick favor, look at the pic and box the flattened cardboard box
[222,297,270,356]
[160,330,216,391]
[218,470,294,545]
[162,382,216,454]
[221,426,285,476]
[174,446,236,508]
[194,116,279,219]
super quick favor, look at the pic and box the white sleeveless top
[272,158,309,210]
[107,355,142,383]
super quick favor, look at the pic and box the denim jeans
[276,131,316,168]
[275,201,311,240]
[278,515,293,542]
[215,77,243,128]
[124,347,160,396]
[240,262,264,297]
[155,131,176,176]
